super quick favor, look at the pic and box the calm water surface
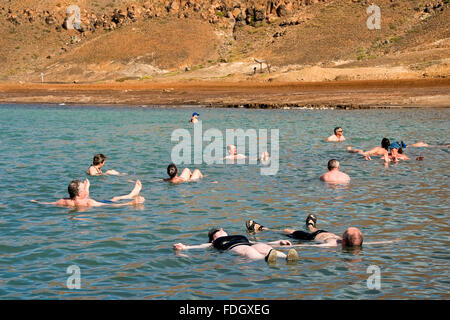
[0,104,448,299]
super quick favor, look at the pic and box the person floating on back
[31,179,144,208]
[173,227,298,264]
[347,137,390,160]
[326,127,345,142]
[245,214,400,248]
[320,159,350,184]
[223,144,270,163]
[87,154,122,176]
[164,163,203,183]
[348,138,438,160]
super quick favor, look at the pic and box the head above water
[68,180,83,199]
[167,163,178,178]
[381,138,390,150]
[93,153,107,166]
[327,159,340,171]
[334,127,343,135]
[342,227,363,247]
[208,227,227,242]
[192,112,200,117]
[227,144,237,155]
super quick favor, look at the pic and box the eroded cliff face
[2,1,334,31]
[0,0,448,82]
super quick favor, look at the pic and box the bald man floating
[245,214,399,248]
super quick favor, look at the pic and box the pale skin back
[320,168,350,184]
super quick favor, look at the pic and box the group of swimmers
[174,214,397,263]
[173,124,447,263]
[31,117,448,264]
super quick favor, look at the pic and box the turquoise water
[0,104,448,299]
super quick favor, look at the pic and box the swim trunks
[212,235,252,251]
[289,230,328,241]
[99,200,114,204]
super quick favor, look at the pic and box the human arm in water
[173,243,212,250]
[281,239,402,248]
[265,239,292,246]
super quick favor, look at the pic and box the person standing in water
[189,112,200,123]
[320,159,351,184]
[326,127,346,142]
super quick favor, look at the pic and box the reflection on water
[0,105,448,299]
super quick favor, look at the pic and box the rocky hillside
[0,0,449,83]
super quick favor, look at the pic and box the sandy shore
[0,79,449,108]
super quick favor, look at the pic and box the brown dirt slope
[0,0,448,83]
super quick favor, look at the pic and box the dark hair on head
[327,159,339,171]
[334,127,342,134]
[68,180,82,199]
[93,154,107,166]
[167,163,178,178]
[381,138,390,150]
[208,228,221,243]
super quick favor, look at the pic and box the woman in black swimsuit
[173,227,299,263]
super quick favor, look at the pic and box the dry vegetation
[0,0,448,83]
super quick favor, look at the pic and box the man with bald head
[246,215,397,248]
[320,159,350,184]
[283,214,363,247]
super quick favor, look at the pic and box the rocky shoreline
[1,79,449,108]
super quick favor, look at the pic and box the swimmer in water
[319,159,350,184]
[87,154,122,176]
[383,142,410,163]
[189,112,200,123]
[173,227,299,263]
[223,144,270,162]
[325,127,345,142]
[348,139,444,160]
[347,138,391,160]
[164,163,203,183]
[245,214,399,248]
[30,179,144,208]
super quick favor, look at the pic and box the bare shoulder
[55,198,71,206]
[87,166,96,175]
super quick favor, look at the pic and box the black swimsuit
[289,230,328,241]
[212,235,252,251]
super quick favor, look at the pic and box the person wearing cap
[326,127,345,142]
[87,153,121,176]
[189,112,200,123]
[319,159,350,184]
[383,142,410,163]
